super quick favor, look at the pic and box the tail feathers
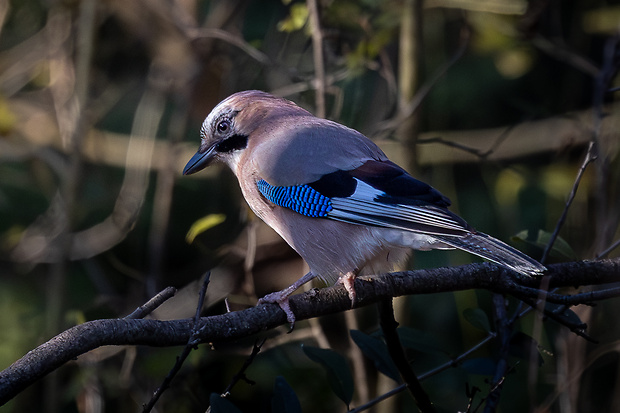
[434,232,545,276]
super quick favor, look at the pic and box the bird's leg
[258,271,317,326]
[339,270,358,308]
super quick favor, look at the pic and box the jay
[183,90,545,324]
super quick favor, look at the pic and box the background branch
[0,258,618,406]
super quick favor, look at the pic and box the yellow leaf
[277,3,308,32]
[0,97,17,135]
[185,214,226,244]
[65,310,87,326]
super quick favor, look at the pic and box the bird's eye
[217,119,230,134]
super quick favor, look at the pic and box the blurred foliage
[0,0,619,412]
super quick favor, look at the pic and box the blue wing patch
[257,179,333,217]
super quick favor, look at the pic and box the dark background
[0,0,619,412]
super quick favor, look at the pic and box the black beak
[183,145,216,175]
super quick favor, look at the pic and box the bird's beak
[183,144,216,175]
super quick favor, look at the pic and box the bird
[183,90,545,324]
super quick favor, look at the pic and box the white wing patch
[327,179,468,236]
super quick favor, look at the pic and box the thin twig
[517,296,595,342]
[187,28,272,65]
[465,384,482,413]
[142,272,211,413]
[417,124,517,161]
[372,25,470,139]
[124,287,177,320]
[349,385,407,413]
[596,238,620,259]
[221,338,266,397]
[270,69,349,98]
[508,283,620,307]
[478,365,518,413]
[378,298,435,412]
[419,332,497,380]
[540,141,597,264]
[531,35,599,77]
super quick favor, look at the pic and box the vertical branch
[57,0,96,230]
[142,273,211,413]
[527,276,549,410]
[378,298,435,413]
[484,294,511,413]
[131,71,167,296]
[307,0,326,118]
[397,0,423,171]
[147,101,189,296]
[240,218,259,299]
[392,4,424,402]
[45,2,96,412]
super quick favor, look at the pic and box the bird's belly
[259,206,413,283]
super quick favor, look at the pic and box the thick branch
[0,259,618,405]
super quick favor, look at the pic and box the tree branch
[378,298,435,412]
[0,259,618,405]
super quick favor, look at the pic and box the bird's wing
[258,159,472,238]
[319,160,471,237]
[256,159,545,275]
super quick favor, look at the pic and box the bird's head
[183,90,308,176]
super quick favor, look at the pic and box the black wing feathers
[309,169,357,198]
[309,160,451,208]
[349,160,451,207]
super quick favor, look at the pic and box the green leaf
[396,327,447,354]
[350,330,400,382]
[272,376,302,413]
[512,229,577,260]
[209,393,243,413]
[544,302,585,328]
[302,345,353,407]
[463,308,491,332]
[185,214,226,244]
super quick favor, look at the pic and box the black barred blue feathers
[257,179,333,218]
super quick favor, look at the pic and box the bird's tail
[433,232,545,276]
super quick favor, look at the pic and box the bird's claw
[259,292,297,330]
[339,272,358,308]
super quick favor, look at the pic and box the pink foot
[339,272,357,308]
